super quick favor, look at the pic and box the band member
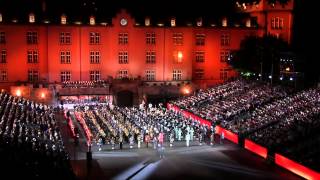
[158,132,164,146]
[111,136,115,150]
[153,136,158,149]
[129,135,134,149]
[145,133,150,148]
[220,132,224,144]
[137,133,142,149]
[169,132,174,147]
[185,132,190,147]
[210,133,215,146]
[119,133,123,150]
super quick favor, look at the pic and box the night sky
[0,0,236,21]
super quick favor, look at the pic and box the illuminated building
[0,0,293,90]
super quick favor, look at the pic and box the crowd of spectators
[0,92,74,179]
[171,79,320,171]
[62,80,109,88]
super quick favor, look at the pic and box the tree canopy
[229,35,290,80]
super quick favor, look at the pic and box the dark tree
[229,35,289,80]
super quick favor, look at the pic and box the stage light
[280,77,283,80]
[258,74,261,77]
[16,89,21,97]
[181,85,192,96]
[41,92,46,99]
[268,75,272,79]
[290,77,293,81]
[285,67,290,71]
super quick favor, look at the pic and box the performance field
[64,137,301,180]
[55,102,304,180]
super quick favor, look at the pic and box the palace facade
[0,0,293,90]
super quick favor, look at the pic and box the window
[146,32,156,45]
[89,32,100,44]
[195,34,205,46]
[29,13,35,23]
[222,17,227,27]
[118,70,128,79]
[173,33,183,45]
[174,51,183,63]
[119,51,128,64]
[1,49,6,63]
[60,32,71,44]
[271,17,284,29]
[221,33,230,46]
[145,70,155,81]
[28,70,39,82]
[89,16,95,25]
[220,69,228,80]
[26,31,38,44]
[171,18,176,27]
[146,51,156,64]
[90,51,100,64]
[195,51,204,63]
[145,17,150,26]
[0,70,7,81]
[0,32,5,44]
[118,33,128,45]
[27,50,38,63]
[194,69,204,79]
[173,70,182,80]
[61,15,67,24]
[90,70,100,81]
[61,71,71,82]
[60,50,71,64]
[220,50,230,62]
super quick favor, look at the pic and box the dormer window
[61,14,67,25]
[222,17,227,27]
[145,17,150,26]
[171,18,176,27]
[89,16,95,25]
[246,18,251,27]
[197,18,202,27]
[29,13,35,23]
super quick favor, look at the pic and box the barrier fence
[244,139,268,159]
[275,153,320,180]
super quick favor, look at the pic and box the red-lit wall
[242,0,294,43]
[0,25,48,82]
[0,5,292,87]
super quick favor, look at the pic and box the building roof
[0,0,255,27]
